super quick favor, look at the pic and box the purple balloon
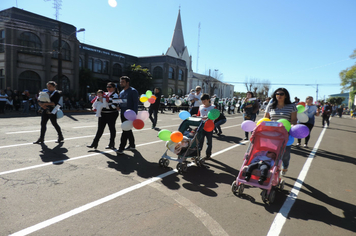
[124,109,137,121]
[290,124,310,139]
[241,120,256,132]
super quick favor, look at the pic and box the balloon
[241,120,256,132]
[144,101,150,108]
[145,90,153,98]
[204,119,215,132]
[286,134,294,146]
[297,105,305,113]
[121,120,133,131]
[148,98,156,104]
[289,124,310,139]
[137,110,149,121]
[297,102,306,107]
[175,100,182,106]
[151,95,157,100]
[170,131,183,143]
[207,109,220,120]
[179,110,191,120]
[158,129,172,141]
[56,109,64,119]
[277,119,291,132]
[256,118,271,126]
[132,119,144,129]
[140,95,148,103]
[124,109,137,121]
[297,112,309,123]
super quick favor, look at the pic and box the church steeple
[170,9,185,56]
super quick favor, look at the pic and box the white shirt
[193,93,202,107]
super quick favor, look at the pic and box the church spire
[170,9,185,56]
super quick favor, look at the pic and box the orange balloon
[204,119,215,132]
[297,102,306,107]
[151,95,157,100]
[170,131,183,143]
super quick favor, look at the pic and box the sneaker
[296,143,301,146]
[151,125,155,129]
[204,156,212,160]
[244,175,251,182]
[258,177,266,185]
[116,149,124,154]
[124,146,136,151]
[303,144,308,148]
[243,137,249,141]
[282,168,288,175]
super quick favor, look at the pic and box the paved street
[1,111,355,236]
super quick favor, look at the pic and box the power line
[222,81,339,86]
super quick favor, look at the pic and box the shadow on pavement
[39,142,69,164]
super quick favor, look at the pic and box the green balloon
[146,90,153,98]
[158,129,171,141]
[277,119,291,132]
[207,109,220,120]
[297,105,305,113]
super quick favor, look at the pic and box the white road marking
[5,130,40,134]
[9,141,247,236]
[73,125,97,129]
[267,127,327,236]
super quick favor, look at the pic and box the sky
[2,0,356,101]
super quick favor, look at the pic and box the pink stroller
[231,121,288,204]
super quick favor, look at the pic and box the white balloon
[108,0,117,8]
[297,112,309,123]
[144,101,150,108]
[121,120,133,131]
[137,110,149,121]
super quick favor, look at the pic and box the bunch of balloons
[241,117,271,132]
[121,109,149,131]
[139,90,157,108]
[158,129,184,143]
[296,102,309,123]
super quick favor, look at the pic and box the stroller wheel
[163,159,170,168]
[182,163,188,172]
[238,184,245,196]
[261,189,268,202]
[158,158,164,167]
[268,189,276,204]
[198,158,205,167]
[231,181,238,193]
[177,163,183,173]
[279,180,285,191]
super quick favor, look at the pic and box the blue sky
[2,0,356,101]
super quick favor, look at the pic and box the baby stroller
[159,117,206,173]
[231,121,288,204]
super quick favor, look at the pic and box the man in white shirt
[189,86,202,115]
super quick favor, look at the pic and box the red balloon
[297,102,306,107]
[148,98,155,104]
[204,120,215,132]
[132,119,144,129]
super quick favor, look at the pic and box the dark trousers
[322,115,330,126]
[246,162,270,178]
[149,108,158,127]
[200,130,213,157]
[92,111,118,146]
[190,106,199,116]
[119,112,135,150]
[298,123,314,145]
[40,112,63,140]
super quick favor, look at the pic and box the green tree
[326,96,345,105]
[339,49,356,92]
[124,64,153,94]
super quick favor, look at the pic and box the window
[53,75,70,94]
[178,69,183,81]
[19,32,42,54]
[153,66,163,80]
[79,57,83,68]
[18,70,41,94]
[168,67,174,79]
[94,59,102,73]
[103,61,109,74]
[113,63,122,76]
[178,88,183,96]
[0,30,4,53]
[88,58,93,71]
[52,40,71,60]
[168,87,173,95]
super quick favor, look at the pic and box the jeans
[40,112,63,140]
[119,112,135,150]
[92,111,118,146]
[22,101,29,114]
[282,145,292,169]
[214,119,226,133]
[200,130,213,157]
[322,115,330,126]
[149,108,158,127]
[246,162,270,178]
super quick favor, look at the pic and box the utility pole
[316,84,318,102]
[57,22,62,90]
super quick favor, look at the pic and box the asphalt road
[1,110,355,236]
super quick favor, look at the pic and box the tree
[244,77,271,99]
[326,96,345,106]
[124,64,153,94]
[339,49,356,92]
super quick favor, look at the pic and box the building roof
[169,10,185,56]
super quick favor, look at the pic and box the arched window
[79,57,83,68]
[113,63,122,77]
[178,88,183,96]
[168,67,174,80]
[53,75,70,94]
[94,59,102,73]
[103,61,109,74]
[153,66,163,80]
[18,70,41,94]
[178,69,183,81]
[88,58,93,71]
[168,87,173,95]
[19,32,42,54]
[52,40,71,60]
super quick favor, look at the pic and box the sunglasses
[107,86,113,88]
[275,93,285,96]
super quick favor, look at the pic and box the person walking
[264,88,297,175]
[296,96,320,147]
[87,82,120,149]
[22,90,30,115]
[189,86,202,115]
[241,92,260,140]
[33,81,64,144]
[149,87,162,129]
[322,102,332,127]
[116,76,139,154]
